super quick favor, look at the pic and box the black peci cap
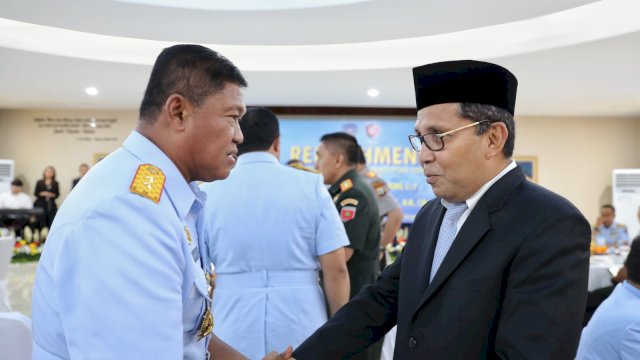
[413,60,518,115]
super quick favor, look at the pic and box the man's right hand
[262,346,294,360]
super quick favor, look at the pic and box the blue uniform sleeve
[377,191,400,217]
[314,175,349,256]
[619,225,630,243]
[621,320,640,360]
[53,195,186,358]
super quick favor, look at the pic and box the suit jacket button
[408,337,417,348]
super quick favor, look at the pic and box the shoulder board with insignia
[339,179,353,192]
[291,163,319,173]
[130,164,165,203]
[617,223,626,228]
[371,180,387,197]
[366,171,376,178]
[340,198,359,207]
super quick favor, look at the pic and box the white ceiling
[0,0,639,116]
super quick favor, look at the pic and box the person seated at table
[0,179,33,238]
[593,204,630,248]
[577,237,640,359]
[0,179,32,210]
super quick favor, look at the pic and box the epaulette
[618,223,627,228]
[371,180,387,197]
[366,171,377,178]
[290,163,319,173]
[339,179,353,192]
[130,164,165,203]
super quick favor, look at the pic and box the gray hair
[458,103,515,158]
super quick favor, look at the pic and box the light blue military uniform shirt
[577,281,640,360]
[358,166,400,217]
[32,131,212,359]
[202,152,349,359]
[595,222,630,246]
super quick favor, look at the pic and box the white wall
[0,109,137,201]
[515,115,640,224]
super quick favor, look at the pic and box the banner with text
[280,118,435,223]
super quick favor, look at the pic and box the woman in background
[34,165,59,231]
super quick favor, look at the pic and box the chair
[0,311,33,359]
[0,235,15,312]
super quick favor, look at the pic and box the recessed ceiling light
[85,87,99,96]
[367,88,380,97]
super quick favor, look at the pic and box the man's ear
[335,153,345,168]
[165,94,189,131]
[272,136,281,154]
[485,122,508,159]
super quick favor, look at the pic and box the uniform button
[408,337,417,348]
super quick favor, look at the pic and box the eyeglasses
[408,121,489,152]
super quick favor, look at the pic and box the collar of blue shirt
[236,152,279,167]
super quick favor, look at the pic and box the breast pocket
[447,273,502,328]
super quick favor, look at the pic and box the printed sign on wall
[33,117,119,142]
[280,118,435,223]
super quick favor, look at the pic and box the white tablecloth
[588,254,626,291]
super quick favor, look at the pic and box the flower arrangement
[385,225,410,264]
[0,226,46,262]
[14,239,43,256]
[385,241,406,264]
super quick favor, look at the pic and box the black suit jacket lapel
[412,165,526,318]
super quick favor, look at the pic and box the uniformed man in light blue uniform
[577,238,640,359]
[593,204,630,247]
[202,107,349,359]
[31,45,291,360]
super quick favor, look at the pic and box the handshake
[262,346,295,360]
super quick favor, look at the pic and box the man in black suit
[71,163,89,189]
[292,60,591,359]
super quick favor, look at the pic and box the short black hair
[320,132,359,166]
[237,107,280,155]
[601,204,615,213]
[356,144,366,165]
[11,179,23,187]
[626,237,640,283]
[139,44,247,122]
